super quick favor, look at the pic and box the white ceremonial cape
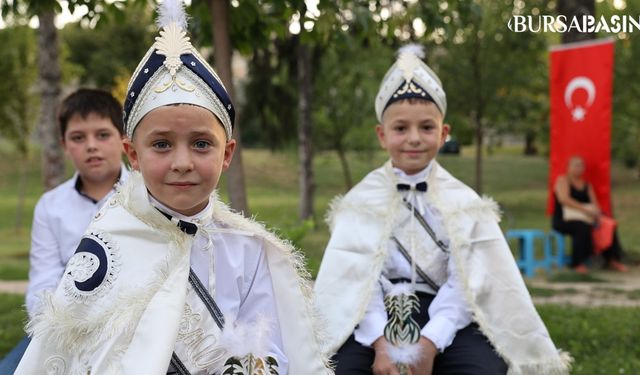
[314,161,571,375]
[16,172,332,375]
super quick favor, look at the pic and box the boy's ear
[439,123,451,147]
[222,139,237,171]
[375,124,387,149]
[123,138,140,171]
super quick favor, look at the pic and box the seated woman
[553,156,627,273]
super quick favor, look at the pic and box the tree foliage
[0,25,39,155]
[600,0,640,169]
[60,4,155,89]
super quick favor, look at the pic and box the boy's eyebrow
[189,130,217,137]
[147,129,218,138]
[147,129,174,137]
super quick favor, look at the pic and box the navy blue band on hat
[383,80,440,114]
[123,51,165,130]
[181,54,235,126]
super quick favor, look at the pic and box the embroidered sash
[390,236,440,292]
[169,269,226,375]
[402,199,448,253]
[388,199,450,290]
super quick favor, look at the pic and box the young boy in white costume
[314,46,571,375]
[16,1,331,374]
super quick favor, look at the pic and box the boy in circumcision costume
[314,45,571,375]
[15,1,331,374]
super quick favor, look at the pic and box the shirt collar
[148,194,213,226]
[73,164,128,204]
[392,161,432,184]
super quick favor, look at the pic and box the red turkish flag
[548,39,614,216]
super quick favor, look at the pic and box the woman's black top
[553,180,590,225]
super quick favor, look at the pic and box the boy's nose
[408,127,421,144]
[86,136,98,151]
[171,147,194,172]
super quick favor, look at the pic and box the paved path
[527,265,640,307]
[0,280,28,295]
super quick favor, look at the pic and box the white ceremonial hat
[123,0,234,140]
[375,44,447,122]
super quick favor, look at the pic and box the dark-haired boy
[0,88,127,373]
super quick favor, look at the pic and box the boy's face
[124,105,235,217]
[376,100,449,175]
[62,113,124,186]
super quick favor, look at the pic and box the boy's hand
[409,337,437,375]
[372,337,401,375]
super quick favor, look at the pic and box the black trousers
[553,219,593,266]
[553,219,623,266]
[333,293,508,375]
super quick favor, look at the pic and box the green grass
[538,305,640,374]
[527,286,580,297]
[0,294,27,356]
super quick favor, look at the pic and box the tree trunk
[473,112,483,195]
[471,28,484,195]
[15,156,28,232]
[297,42,315,221]
[336,143,353,191]
[558,0,595,43]
[208,0,250,215]
[524,131,538,155]
[37,11,64,190]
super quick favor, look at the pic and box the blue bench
[506,229,568,277]
[545,230,570,268]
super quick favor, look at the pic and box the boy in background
[26,88,128,317]
[315,46,570,375]
[0,88,127,374]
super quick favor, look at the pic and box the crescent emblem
[564,76,596,109]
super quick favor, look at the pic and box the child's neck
[79,174,119,202]
[148,194,211,222]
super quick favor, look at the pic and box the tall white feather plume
[156,0,188,30]
[397,43,426,59]
[397,44,425,82]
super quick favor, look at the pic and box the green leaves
[0,26,38,156]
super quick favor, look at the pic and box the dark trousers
[333,293,508,375]
[553,219,623,267]
[553,219,593,267]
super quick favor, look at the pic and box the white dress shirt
[26,165,128,317]
[354,163,472,352]
[150,197,289,373]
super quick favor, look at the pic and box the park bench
[506,229,570,278]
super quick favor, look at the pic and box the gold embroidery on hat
[392,81,426,98]
[153,22,196,93]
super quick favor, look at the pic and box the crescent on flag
[564,76,596,121]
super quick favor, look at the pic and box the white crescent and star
[564,76,596,122]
